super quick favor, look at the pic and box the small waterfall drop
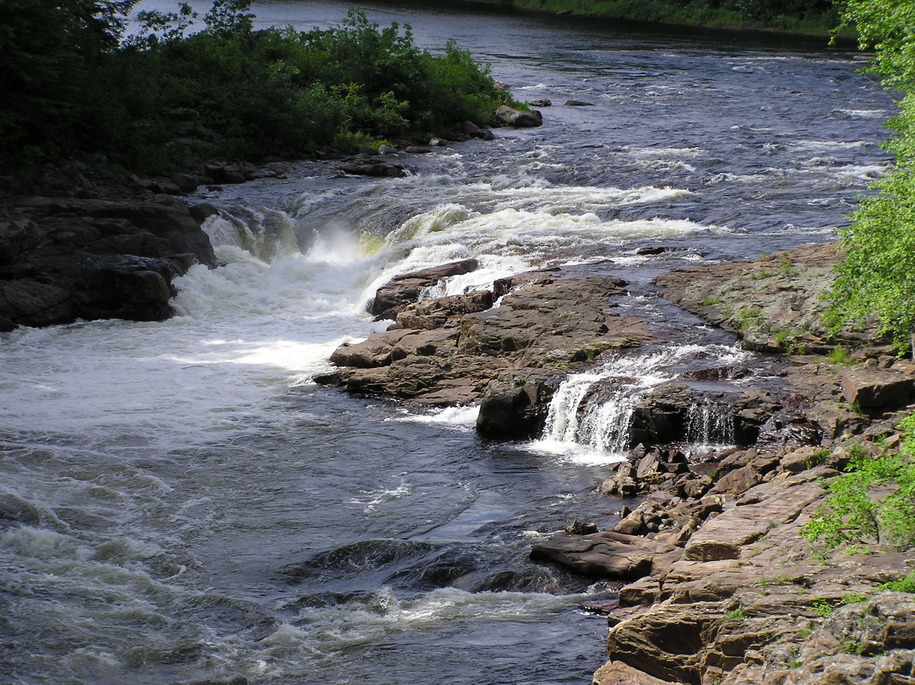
[533,345,748,463]
[685,399,736,447]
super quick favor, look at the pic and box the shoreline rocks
[0,195,218,330]
[322,244,915,684]
[317,265,658,436]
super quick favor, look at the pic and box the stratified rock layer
[319,268,659,437]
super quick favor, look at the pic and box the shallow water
[2,2,895,683]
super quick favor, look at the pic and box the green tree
[827,0,915,353]
[0,0,137,165]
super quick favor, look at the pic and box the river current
[0,2,896,683]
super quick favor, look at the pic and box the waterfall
[534,345,747,462]
[685,399,735,447]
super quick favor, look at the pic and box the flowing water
[1,2,896,683]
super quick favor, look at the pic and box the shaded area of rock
[842,366,915,409]
[337,158,412,178]
[0,197,217,327]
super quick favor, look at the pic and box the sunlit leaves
[828,0,915,352]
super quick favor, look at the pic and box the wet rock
[565,100,594,106]
[395,290,493,330]
[0,197,217,328]
[328,272,657,423]
[0,279,73,327]
[171,172,202,193]
[528,99,552,108]
[565,519,599,535]
[491,269,560,299]
[476,377,549,440]
[369,259,480,319]
[463,120,495,140]
[494,105,544,127]
[338,158,411,178]
[530,530,681,580]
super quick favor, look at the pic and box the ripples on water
[1,2,895,683]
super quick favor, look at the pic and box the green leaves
[1,1,508,172]
[827,0,915,354]
[802,424,915,551]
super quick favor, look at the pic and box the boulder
[530,530,682,580]
[0,197,217,329]
[476,377,549,439]
[494,105,543,128]
[841,366,915,409]
[592,661,669,685]
[369,259,480,319]
[462,121,495,140]
[395,290,493,330]
[338,159,411,178]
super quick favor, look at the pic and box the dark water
[1,3,894,684]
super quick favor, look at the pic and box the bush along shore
[322,243,915,684]
[0,0,513,180]
[459,0,841,36]
[0,0,538,331]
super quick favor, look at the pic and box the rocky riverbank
[0,194,220,331]
[322,242,915,684]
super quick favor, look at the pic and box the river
[0,2,895,684]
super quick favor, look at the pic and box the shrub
[0,2,509,174]
[802,416,915,550]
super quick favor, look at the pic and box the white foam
[390,406,480,431]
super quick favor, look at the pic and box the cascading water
[2,3,898,683]
[534,345,749,463]
[686,399,737,447]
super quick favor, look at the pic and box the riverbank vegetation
[827,0,915,354]
[475,0,840,34]
[0,0,510,176]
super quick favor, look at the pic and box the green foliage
[878,568,915,593]
[759,574,794,589]
[478,0,839,33]
[827,0,915,353]
[0,3,508,173]
[724,606,748,621]
[802,417,915,550]
[797,622,818,639]
[827,346,850,365]
[842,640,865,655]
[0,0,139,166]
[839,592,868,605]
[812,598,833,617]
